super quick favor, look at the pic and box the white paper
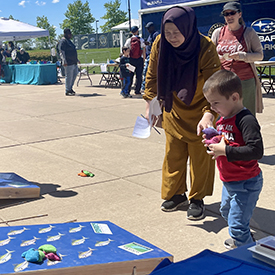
[100,64,107,72]
[149,97,162,128]
[127,63,136,72]
[132,116,151,139]
[90,223,113,235]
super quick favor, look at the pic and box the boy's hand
[205,137,227,160]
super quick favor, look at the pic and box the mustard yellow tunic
[143,34,221,201]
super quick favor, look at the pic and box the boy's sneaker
[224,238,237,250]
[187,199,205,220]
[161,194,188,212]
[120,92,128,98]
[65,90,75,96]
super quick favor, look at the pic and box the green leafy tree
[36,16,56,49]
[60,0,95,35]
[9,15,17,20]
[101,0,128,33]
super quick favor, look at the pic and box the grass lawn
[26,47,121,74]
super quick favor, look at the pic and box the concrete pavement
[0,75,275,263]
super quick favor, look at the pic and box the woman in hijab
[143,6,220,220]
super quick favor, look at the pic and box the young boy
[202,70,263,249]
[119,46,132,98]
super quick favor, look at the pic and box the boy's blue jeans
[220,171,263,247]
[64,64,78,92]
[121,76,131,95]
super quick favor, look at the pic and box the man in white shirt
[124,26,146,95]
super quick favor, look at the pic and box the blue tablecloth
[149,249,275,275]
[1,63,57,85]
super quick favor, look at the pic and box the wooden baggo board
[0,173,40,199]
[0,221,173,275]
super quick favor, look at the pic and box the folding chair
[262,57,275,95]
[108,65,121,88]
[99,64,110,87]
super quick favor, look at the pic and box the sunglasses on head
[223,11,238,16]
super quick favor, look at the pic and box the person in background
[3,41,15,58]
[141,22,159,93]
[124,26,146,95]
[58,28,79,96]
[17,48,30,64]
[203,70,263,249]
[0,48,4,78]
[143,6,220,220]
[119,46,132,98]
[211,1,263,115]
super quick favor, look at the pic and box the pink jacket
[211,26,264,113]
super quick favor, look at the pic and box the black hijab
[157,6,201,112]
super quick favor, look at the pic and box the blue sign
[251,18,275,60]
[141,0,195,10]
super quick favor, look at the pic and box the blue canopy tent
[138,0,275,60]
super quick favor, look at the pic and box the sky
[0,0,140,36]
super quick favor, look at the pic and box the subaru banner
[141,0,195,10]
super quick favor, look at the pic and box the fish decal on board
[20,236,40,247]
[95,238,113,247]
[0,236,15,247]
[8,227,29,236]
[78,247,95,259]
[47,253,66,266]
[71,236,89,246]
[38,225,55,234]
[69,225,85,233]
[0,250,15,264]
[47,232,65,242]
[14,260,29,272]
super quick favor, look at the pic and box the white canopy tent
[111,19,140,31]
[111,19,140,52]
[0,17,49,41]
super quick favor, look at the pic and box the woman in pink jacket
[211,1,263,115]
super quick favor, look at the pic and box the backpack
[130,36,143,59]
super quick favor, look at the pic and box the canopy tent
[111,19,140,31]
[0,17,49,41]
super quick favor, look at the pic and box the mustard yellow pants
[162,131,215,201]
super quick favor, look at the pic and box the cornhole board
[0,221,173,275]
[0,173,40,199]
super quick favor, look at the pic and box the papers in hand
[132,97,162,139]
[127,63,135,72]
[132,116,151,139]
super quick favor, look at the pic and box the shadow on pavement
[259,154,275,165]
[0,182,78,210]
[76,93,106,97]
[185,202,275,238]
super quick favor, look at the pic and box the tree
[60,0,95,36]
[36,16,56,49]
[101,0,128,33]
[9,15,17,20]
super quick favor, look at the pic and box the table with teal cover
[1,64,57,85]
